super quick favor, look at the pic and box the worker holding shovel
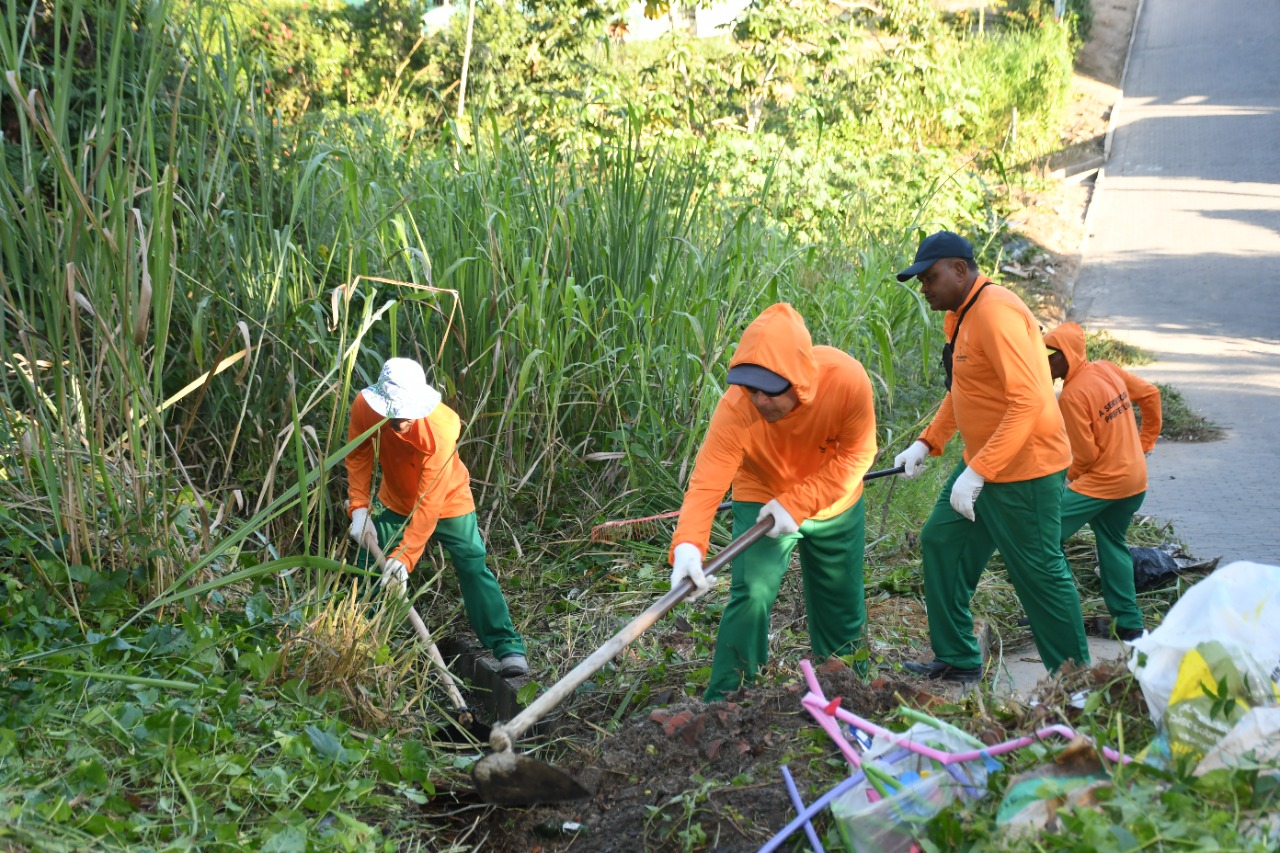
[345,357,529,678]
[669,303,879,702]
[1044,322,1161,642]
[893,231,1089,681]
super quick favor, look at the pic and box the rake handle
[709,464,903,512]
[488,517,774,753]
[367,540,470,712]
[592,465,905,538]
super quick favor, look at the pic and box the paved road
[1071,0,1280,566]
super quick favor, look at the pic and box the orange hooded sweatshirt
[1044,322,1161,500]
[345,392,475,568]
[919,278,1071,482]
[670,303,878,560]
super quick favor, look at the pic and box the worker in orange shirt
[345,358,529,678]
[668,303,879,702]
[1045,322,1161,641]
[893,231,1089,681]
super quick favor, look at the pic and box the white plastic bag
[1128,561,1280,724]
[1196,706,1280,775]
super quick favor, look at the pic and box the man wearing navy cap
[892,231,1089,681]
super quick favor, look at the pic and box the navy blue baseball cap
[726,363,791,395]
[896,231,975,281]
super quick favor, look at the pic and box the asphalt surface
[1071,0,1280,567]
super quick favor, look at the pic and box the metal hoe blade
[472,750,591,806]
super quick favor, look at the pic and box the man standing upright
[1045,321,1161,641]
[893,231,1090,680]
[669,303,879,702]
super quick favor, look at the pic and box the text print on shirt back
[1099,391,1132,423]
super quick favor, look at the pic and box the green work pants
[1060,489,1146,635]
[920,464,1089,672]
[705,499,867,702]
[355,509,525,659]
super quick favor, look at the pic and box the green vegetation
[1085,330,1154,367]
[1154,382,1225,442]
[0,0,1258,848]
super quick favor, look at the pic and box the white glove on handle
[894,441,931,480]
[670,543,712,600]
[949,466,985,522]
[381,559,409,599]
[349,507,379,552]
[758,499,799,539]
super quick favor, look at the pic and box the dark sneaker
[498,654,529,678]
[902,659,982,682]
[1116,627,1145,642]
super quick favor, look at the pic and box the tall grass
[0,0,942,615]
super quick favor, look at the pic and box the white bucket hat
[361,357,441,420]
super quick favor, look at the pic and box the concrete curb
[1066,0,1146,306]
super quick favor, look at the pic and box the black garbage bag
[1131,546,1183,591]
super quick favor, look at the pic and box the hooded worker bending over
[669,303,878,702]
[893,231,1089,681]
[1045,322,1161,641]
[345,357,529,678]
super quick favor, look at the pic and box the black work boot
[902,659,982,682]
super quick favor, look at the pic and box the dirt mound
[470,661,943,852]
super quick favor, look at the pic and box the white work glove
[348,507,379,552]
[670,543,712,600]
[758,499,800,539]
[894,441,931,480]
[380,558,409,599]
[949,466,985,522]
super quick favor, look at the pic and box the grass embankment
[0,0,1254,849]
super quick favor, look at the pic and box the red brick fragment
[818,657,849,674]
[661,710,694,737]
[677,713,706,747]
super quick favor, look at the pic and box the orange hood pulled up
[728,304,818,408]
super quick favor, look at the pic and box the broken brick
[818,657,850,674]
[677,713,706,747]
[704,739,724,761]
[661,710,694,736]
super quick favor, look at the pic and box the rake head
[589,516,674,543]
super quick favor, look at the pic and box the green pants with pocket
[1060,489,1146,635]
[356,508,525,659]
[705,499,867,702]
[920,464,1089,672]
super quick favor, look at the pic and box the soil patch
[458,661,948,852]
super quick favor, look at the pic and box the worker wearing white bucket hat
[345,357,528,678]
